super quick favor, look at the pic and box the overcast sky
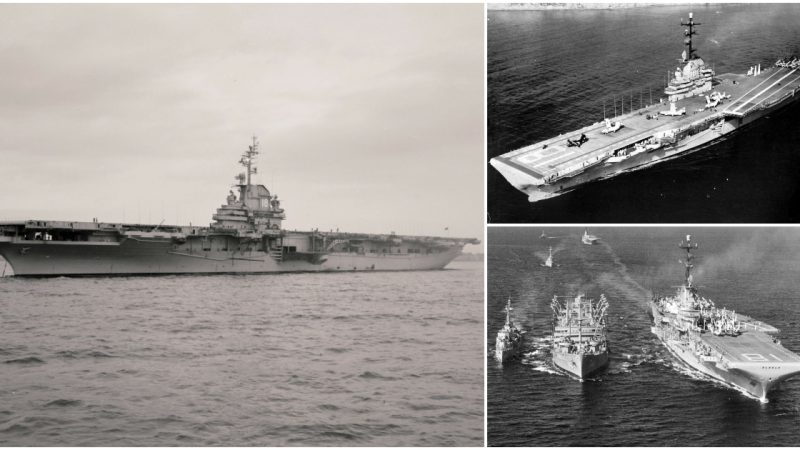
[0,4,484,251]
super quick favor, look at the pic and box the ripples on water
[488,4,800,223]
[487,228,800,446]
[0,261,483,446]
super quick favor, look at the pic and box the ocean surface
[487,228,800,446]
[488,4,800,223]
[0,261,484,446]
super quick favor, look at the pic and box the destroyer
[544,246,553,267]
[0,138,478,276]
[490,13,800,203]
[551,294,609,379]
[650,235,800,402]
[496,298,524,363]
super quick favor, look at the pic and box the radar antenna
[680,12,702,61]
[679,234,699,287]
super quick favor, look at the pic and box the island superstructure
[496,298,524,363]
[0,138,478,276]
[650,235,800,402]
[551,294,610,379]
[490,12,800,202]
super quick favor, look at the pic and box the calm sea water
[0,261,483,446]
[488,227,800,446]
[488,4,800,223]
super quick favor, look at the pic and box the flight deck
[703,331,800,365]
[492,67,800,185]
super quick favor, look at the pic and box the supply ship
[495,298,524,363]
[551,294,609,379]
[650,235,800,402]
[490,12,800,202]
[0,138,478,276]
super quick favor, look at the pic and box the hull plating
[0,240,462,276]
[552,351,609,380]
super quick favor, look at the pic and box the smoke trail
[595,240,652,310]
[691,229,800,280]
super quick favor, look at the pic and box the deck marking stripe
[738,72,800,114]
[726,68,787,110]
[732,68,797,113]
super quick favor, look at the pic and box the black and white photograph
[488,3,800,223]
[0,3,484,446]
[487,226,800,446]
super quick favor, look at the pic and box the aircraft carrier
[490,12,800,203]
[551,293,609,380]
[0,138,478,276]
[650,235,800,402]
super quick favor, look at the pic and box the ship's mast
[681,12,702,61]
[238,136,259,201]
[679,234,699,287]
[505,297,512,325]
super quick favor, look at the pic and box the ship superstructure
[495,298,524,363]
[490,12,800,203]
[0,138,478,276]
[650,235,800,402]
[551,294,610,379]
[664,13,715,101]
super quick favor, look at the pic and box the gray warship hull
[552,351,609,380]
[0,230,466,276]
[495,344,521,363]
[651,301,800,401]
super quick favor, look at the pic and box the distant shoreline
[488,3,670,11]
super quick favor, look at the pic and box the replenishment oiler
[551,294,610,380]
[650,235,800,402]
[0,138,478,276]
[490,12,800,202]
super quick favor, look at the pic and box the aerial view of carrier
[651,235,800,402]
[491,12,800,203]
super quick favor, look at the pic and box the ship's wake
[520,336,560,376]
[533,242,566,266]
[606,347,665,375]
